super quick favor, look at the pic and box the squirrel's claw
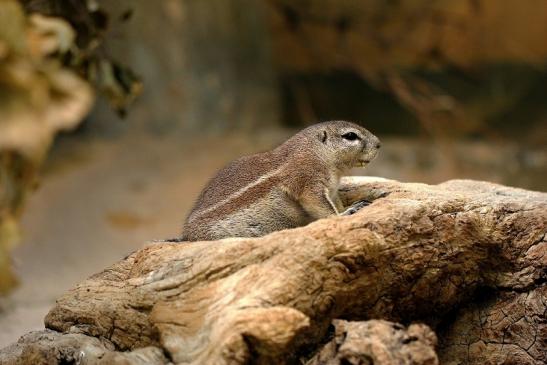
[341,199,371,216]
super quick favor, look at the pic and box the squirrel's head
[309,121,381,170]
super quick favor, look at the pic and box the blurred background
[0,0,546,346]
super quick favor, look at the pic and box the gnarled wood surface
[0,177,545,364]
[307,319,439,365]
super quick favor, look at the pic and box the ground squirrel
[180,121,380,241]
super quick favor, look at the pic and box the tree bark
[1,177,545,364]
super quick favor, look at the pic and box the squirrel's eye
[342,132,359,141]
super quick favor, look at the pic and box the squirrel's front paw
[341,199,371,216]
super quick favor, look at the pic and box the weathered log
[0,177,545,364]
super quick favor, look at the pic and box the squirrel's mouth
[355,159,371,167]
[355,148,379,167]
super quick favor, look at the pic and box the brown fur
[181,121,380,241]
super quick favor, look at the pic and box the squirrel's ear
[319,130,327,143]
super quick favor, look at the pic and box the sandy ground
[0,130,544,347]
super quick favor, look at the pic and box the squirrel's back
[185,149,284,222]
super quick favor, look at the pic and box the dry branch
[1,177,545,364]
